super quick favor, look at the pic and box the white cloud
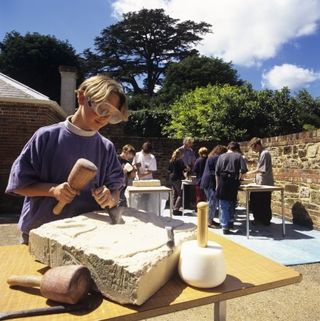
[262,64,320,90]
[111,0,320,66]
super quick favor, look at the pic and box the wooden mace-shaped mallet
[53,158,97,215]
[7,265,92,305]
[178,202,227,288]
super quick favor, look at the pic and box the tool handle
[53,201,67,215]
[7,275,42,288]
[0,303,86,320]
[197,202,208,248]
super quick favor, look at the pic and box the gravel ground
[1,216,319,321]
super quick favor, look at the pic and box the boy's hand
[52,182,79,204]
[92,185,117,209]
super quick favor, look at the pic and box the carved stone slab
[29,207,196,305]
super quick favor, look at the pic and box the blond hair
[171,149,183,162]
[122,144,136,154]
[77,75,128,121]
[198,147,208,157]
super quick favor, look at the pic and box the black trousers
[249,192,272,224]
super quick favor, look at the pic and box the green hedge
[124,109,171,137]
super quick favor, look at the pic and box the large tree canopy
[0,31,80,103]
[163,84,320,141]
[82,8,211,96]
[158,55,243,104]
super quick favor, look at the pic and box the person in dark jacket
[168,149,186,215]
[193,147,208,203]
[201,145,227,227]
[215,142,247,234]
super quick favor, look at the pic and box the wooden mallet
[7,265,92,305]
[53,158,97,215]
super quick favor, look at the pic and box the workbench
[126,185,173,217]
[239,184,285,238]
[0,231,301,321]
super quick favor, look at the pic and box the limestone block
[306,143,320,158]
[29,207,196,305]
[132,179,161,187]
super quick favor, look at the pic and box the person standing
[193,147,208,203]
[133,141,157,180]
[132,141,158,213]
[247,137,274,225]
[201,145,227,227]
[178,137,196,177]
[118,144,136,207]
[215,142,247,234]
[168,149,186,215]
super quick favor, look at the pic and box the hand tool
[7,265,92,305]
[53,158,97,215]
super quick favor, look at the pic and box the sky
[1,0,320,97]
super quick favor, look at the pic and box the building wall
[239,131,320,228]
[0,101,65,212]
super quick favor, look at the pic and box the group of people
[5,73,274,243]
[168,137,274,235]
[117,141,157,207]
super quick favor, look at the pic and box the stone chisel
[0,302,89,320]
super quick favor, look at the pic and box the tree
[158,56,243,104]
[163,84,260,142]
[294,89,320,131]
[82,8,211,97]
[0,31,81,103]
[164,84,320,141]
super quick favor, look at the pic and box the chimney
[59,66,77,115]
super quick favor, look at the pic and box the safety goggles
[86,98,123,124]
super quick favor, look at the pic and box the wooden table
[126,186,173,218]
[0,232,301,321]
[239,185,285,239]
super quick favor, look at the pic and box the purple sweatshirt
[6,118,124,234]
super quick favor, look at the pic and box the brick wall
[0,101,65,212]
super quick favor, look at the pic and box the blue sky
[1,0,320,97]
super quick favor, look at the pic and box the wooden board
[0,232,301,321]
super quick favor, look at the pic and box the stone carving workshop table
[126,185,173,218]
[239,184,285,239]
[0,231,301,321]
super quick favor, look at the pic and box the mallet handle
[197,202,208,248]
[53,201,67,215]
[7,275,42,288]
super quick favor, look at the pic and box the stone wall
[240,131,320,228]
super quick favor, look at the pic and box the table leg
[246,190,250,239]
[281,189,286,237]
[213,301,226,321]
[169,190,173,218]
[182,183,185,216]
[128,192,132,208]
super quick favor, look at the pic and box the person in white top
[131,142,159,213]
[133,142,157,180]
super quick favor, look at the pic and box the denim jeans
[219,199,235,229]
[204,188,218,221]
